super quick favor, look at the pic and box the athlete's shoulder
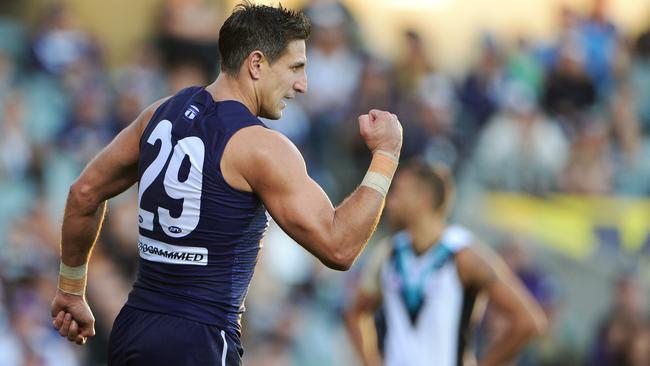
[222,126,304,192]
[453,234,507,289]
[232,127,302,167]
[442,224,474,253]
[135,96,173,138]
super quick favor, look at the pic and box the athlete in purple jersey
[51,2,403,365]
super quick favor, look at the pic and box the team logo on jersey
[169,226,182,234]
[184,105,199,120]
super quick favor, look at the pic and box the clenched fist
[358,109,403,158]
[51,290,96,345]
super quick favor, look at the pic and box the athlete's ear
[247,51,265,80]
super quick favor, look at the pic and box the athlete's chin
[387,216,406,231]
[259,108,282,120]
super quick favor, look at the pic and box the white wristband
[361,171,393,197]
[360,150,399,197]
[58,262,88,296]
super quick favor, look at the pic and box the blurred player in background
[50,2,403,365]
[345,161,546,366]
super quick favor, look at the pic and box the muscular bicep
[254,142,333,232]
[234,128,340,260]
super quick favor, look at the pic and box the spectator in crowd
[156,0,222,80]
[111,44,167,131]
[457,34,506,150]
[0,91,32,180]
[31,2,97,76]
[609,74,650,195]
[474,82,569,193]
[505,37,544,97]
[560,113,613,194]
[299,1,362,120]
[630,25,650,134]
[542,43,597,132]
[298,0,364,195]
[579,0,619,98]
[419,73,459,169]
[395,30,434,97]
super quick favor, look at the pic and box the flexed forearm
[321,186,386,269]
[327,148,399,267]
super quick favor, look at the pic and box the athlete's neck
[406,213,446,256]
[205,74,259,115]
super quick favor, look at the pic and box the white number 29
[137,120,205,238]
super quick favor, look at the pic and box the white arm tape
[361,171,393,197]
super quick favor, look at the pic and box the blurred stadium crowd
[0,0,648,365]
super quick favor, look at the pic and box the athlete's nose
[294,72,307,94]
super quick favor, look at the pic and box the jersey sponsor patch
[138,235,208,266]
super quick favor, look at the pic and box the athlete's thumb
[358,114,371,134]
[78,319,96,337]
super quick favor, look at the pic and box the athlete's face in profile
[258,40,308,119]
[386,170,424,229]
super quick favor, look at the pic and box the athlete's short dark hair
[402,160,455,213]
[218,2,311,75]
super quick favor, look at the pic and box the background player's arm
[457,244,548,366]
[343,241,389,366]
[52,97,167,345]
[231,110,401,270]
[344,291,383,366]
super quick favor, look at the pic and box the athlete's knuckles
[83,329,96,337]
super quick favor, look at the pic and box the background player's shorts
[108,306,243,366]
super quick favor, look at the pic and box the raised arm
[226,110,402,270]
[51,97,167,345]
[456,244,548,366]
